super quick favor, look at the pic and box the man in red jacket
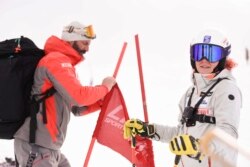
[14,21,116,167]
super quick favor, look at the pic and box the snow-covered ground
[1,0,250,166]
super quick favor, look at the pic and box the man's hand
[102,76,116,91]
[123,118,155,139]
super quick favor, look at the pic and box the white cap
[61,21,96,41]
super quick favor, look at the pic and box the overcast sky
[1,0,250,166]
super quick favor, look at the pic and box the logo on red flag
[104,104,125,130]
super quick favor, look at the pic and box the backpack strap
[29,87,56,144]
[182,77,228,126]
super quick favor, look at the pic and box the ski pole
[174,155,181,167]
[131,128,137,167]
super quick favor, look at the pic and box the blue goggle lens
[191,44,225,63]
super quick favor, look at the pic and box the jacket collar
[192,69,235,92]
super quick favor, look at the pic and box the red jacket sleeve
[71,100,103,116]
[38,53,109,106]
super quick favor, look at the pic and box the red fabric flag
[94,84,155,166]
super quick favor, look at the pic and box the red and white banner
[94,84,155,166]
[94,84,131,159]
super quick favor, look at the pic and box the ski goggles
[63,25,96,39]
[83,25,96,39]
[191,44,226,63]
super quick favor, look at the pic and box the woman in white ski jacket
[124,29,242,167]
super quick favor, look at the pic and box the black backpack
[0,36,48,139]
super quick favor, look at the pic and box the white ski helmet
[190,29,231,72]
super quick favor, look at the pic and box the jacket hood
[44,35,84,65]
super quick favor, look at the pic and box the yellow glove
[169,134,204,162]
[123,118,155,139]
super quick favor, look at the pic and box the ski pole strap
[26,145,39,167]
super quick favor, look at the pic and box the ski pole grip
[174,155,181,167]
[132,136,136,148]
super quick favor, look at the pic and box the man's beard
[72,42,87,55]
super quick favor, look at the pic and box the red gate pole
[134,34,149,122]
[113,42,127,78]
[83,42,127,167]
